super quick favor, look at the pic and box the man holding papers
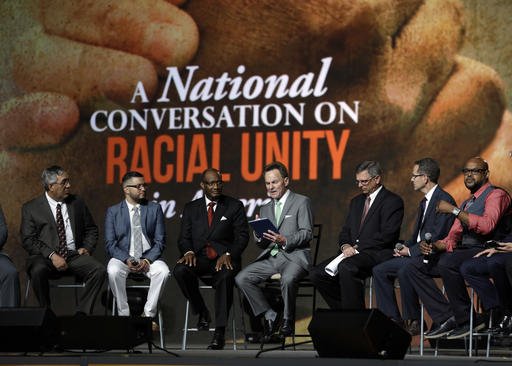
[310,161,403,310]
[236,162,313,340]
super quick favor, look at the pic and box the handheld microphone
[395,242,405,251]
[423,232,432,264]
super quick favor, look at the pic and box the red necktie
[206,202,218,259]
[360,196,371,229]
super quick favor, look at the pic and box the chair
[181,275,239,350]
[259,223,323,342]
[24,272,85,309]
[109,272,166,349]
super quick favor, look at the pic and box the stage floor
[1,342,511,366]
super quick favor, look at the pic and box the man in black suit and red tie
[372,158,455,335]
[174,168,249,350]
[310,160,404,310]
[20,165,106,315]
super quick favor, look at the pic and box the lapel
[359,187,385,232]
[121,201,131,236]
[65,196,77,237]
[140,201,148,237]
[421,187,439,231]
[39,195,58,232]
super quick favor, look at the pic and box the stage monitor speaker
[0,307,58,352]
[56,315,152,350]
[308,308,411,359]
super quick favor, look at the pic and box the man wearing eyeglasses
[21,165,105,315]
[405,157,511,339]
[105,171,170,327]
[372,158,455,335]
[310,160,404,310]
[174,168,249,350]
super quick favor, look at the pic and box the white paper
[324,250,359,276]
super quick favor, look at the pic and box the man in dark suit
[21,165,105,315]
[0,204,20,307]
[174,168,249,350]
[372,158,455,335]
[105,171,169,323]
[310,160,404,310]
[236,162,313,340]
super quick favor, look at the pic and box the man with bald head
[174,168,249,350]
[405,157,511,339]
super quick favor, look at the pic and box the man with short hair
[372,158,455,335]
[21,165,105,315]
[236,161,314,340]
[174,168,249,350]
[405,157,511,339]
[105,171,170,325]
[310,161,404,310]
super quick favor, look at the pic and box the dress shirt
[442,183,511,252]
[416,184,437,243]
[126,200,151,257]
[45,192,75,251]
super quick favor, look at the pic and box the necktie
[360,196,371,229]
[206,202,218,259]
[56,204,68,259]
[270,201,282,256]
[418,197,427,225]
[132,206,143,260]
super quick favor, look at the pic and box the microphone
[423,232,433,264]
[395,242,404,251]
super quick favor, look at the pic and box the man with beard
[174,168,249,350]
[105,171,170,327]
[405,157,511,339]
[21,165,105,315]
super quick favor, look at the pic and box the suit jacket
[105,200,166,263]
[21,194,98,259]
[178,194,249,261]
[338,186,404,262]
[255,191,313,270]
[405,186,456,257]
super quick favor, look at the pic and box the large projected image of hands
[0,0,198,150]
[187,0,511,201]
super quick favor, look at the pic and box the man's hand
[51,253,68,271]
[77,248,90,256]
[419,241,432,256]
[341,244,358,258]
[497,242,512,252]
[393,245,410,257]
[215,254,233,271]
[474,248,497,258]
[177,252,196,267]
[262,230,286,247]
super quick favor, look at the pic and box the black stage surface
[1,342,511,366]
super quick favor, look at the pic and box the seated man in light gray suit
[236,162,313,340]
[105,171,170,325]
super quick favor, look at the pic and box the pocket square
[284,215,292,219]
[220,216,228,221]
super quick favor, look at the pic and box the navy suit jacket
[178,195,249,261]
[105,200,166,263]
[338,186,404,262]
[21,194,98,259]
[405,186,456,257]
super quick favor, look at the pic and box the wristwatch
[452,207,461,216]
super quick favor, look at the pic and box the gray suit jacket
[255,190,313,270]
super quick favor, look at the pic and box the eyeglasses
[461,168,487,175]
[356,176,377,186]
[411,173,425,179]
[203,180,223,187]
[126,183,148,190]
[53,179,70,186]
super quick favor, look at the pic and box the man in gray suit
[236,162,313,340]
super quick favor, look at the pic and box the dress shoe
[279,318,295,337]
[446,314,486,339]
[207,331,225,350]
[262,318,278,342]
[197,310,211,331]
[425,316,457,339]
[488,314,512,335]
[405,319,425,336]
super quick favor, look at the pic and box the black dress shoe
[406,319,425,336]
[207,331,225,350]
[262,318,278,342]
[197,310,211,331]
[488,314,512,335]
[425,316,457,339]
[279,318,295,337]
[447,314,486,339]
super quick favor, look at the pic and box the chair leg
[158,308,165,349]
[419,303,424,356]
[231,304,237,351]
[469,288,474,357]
[182,300,190,350]
[24,278,31,306]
